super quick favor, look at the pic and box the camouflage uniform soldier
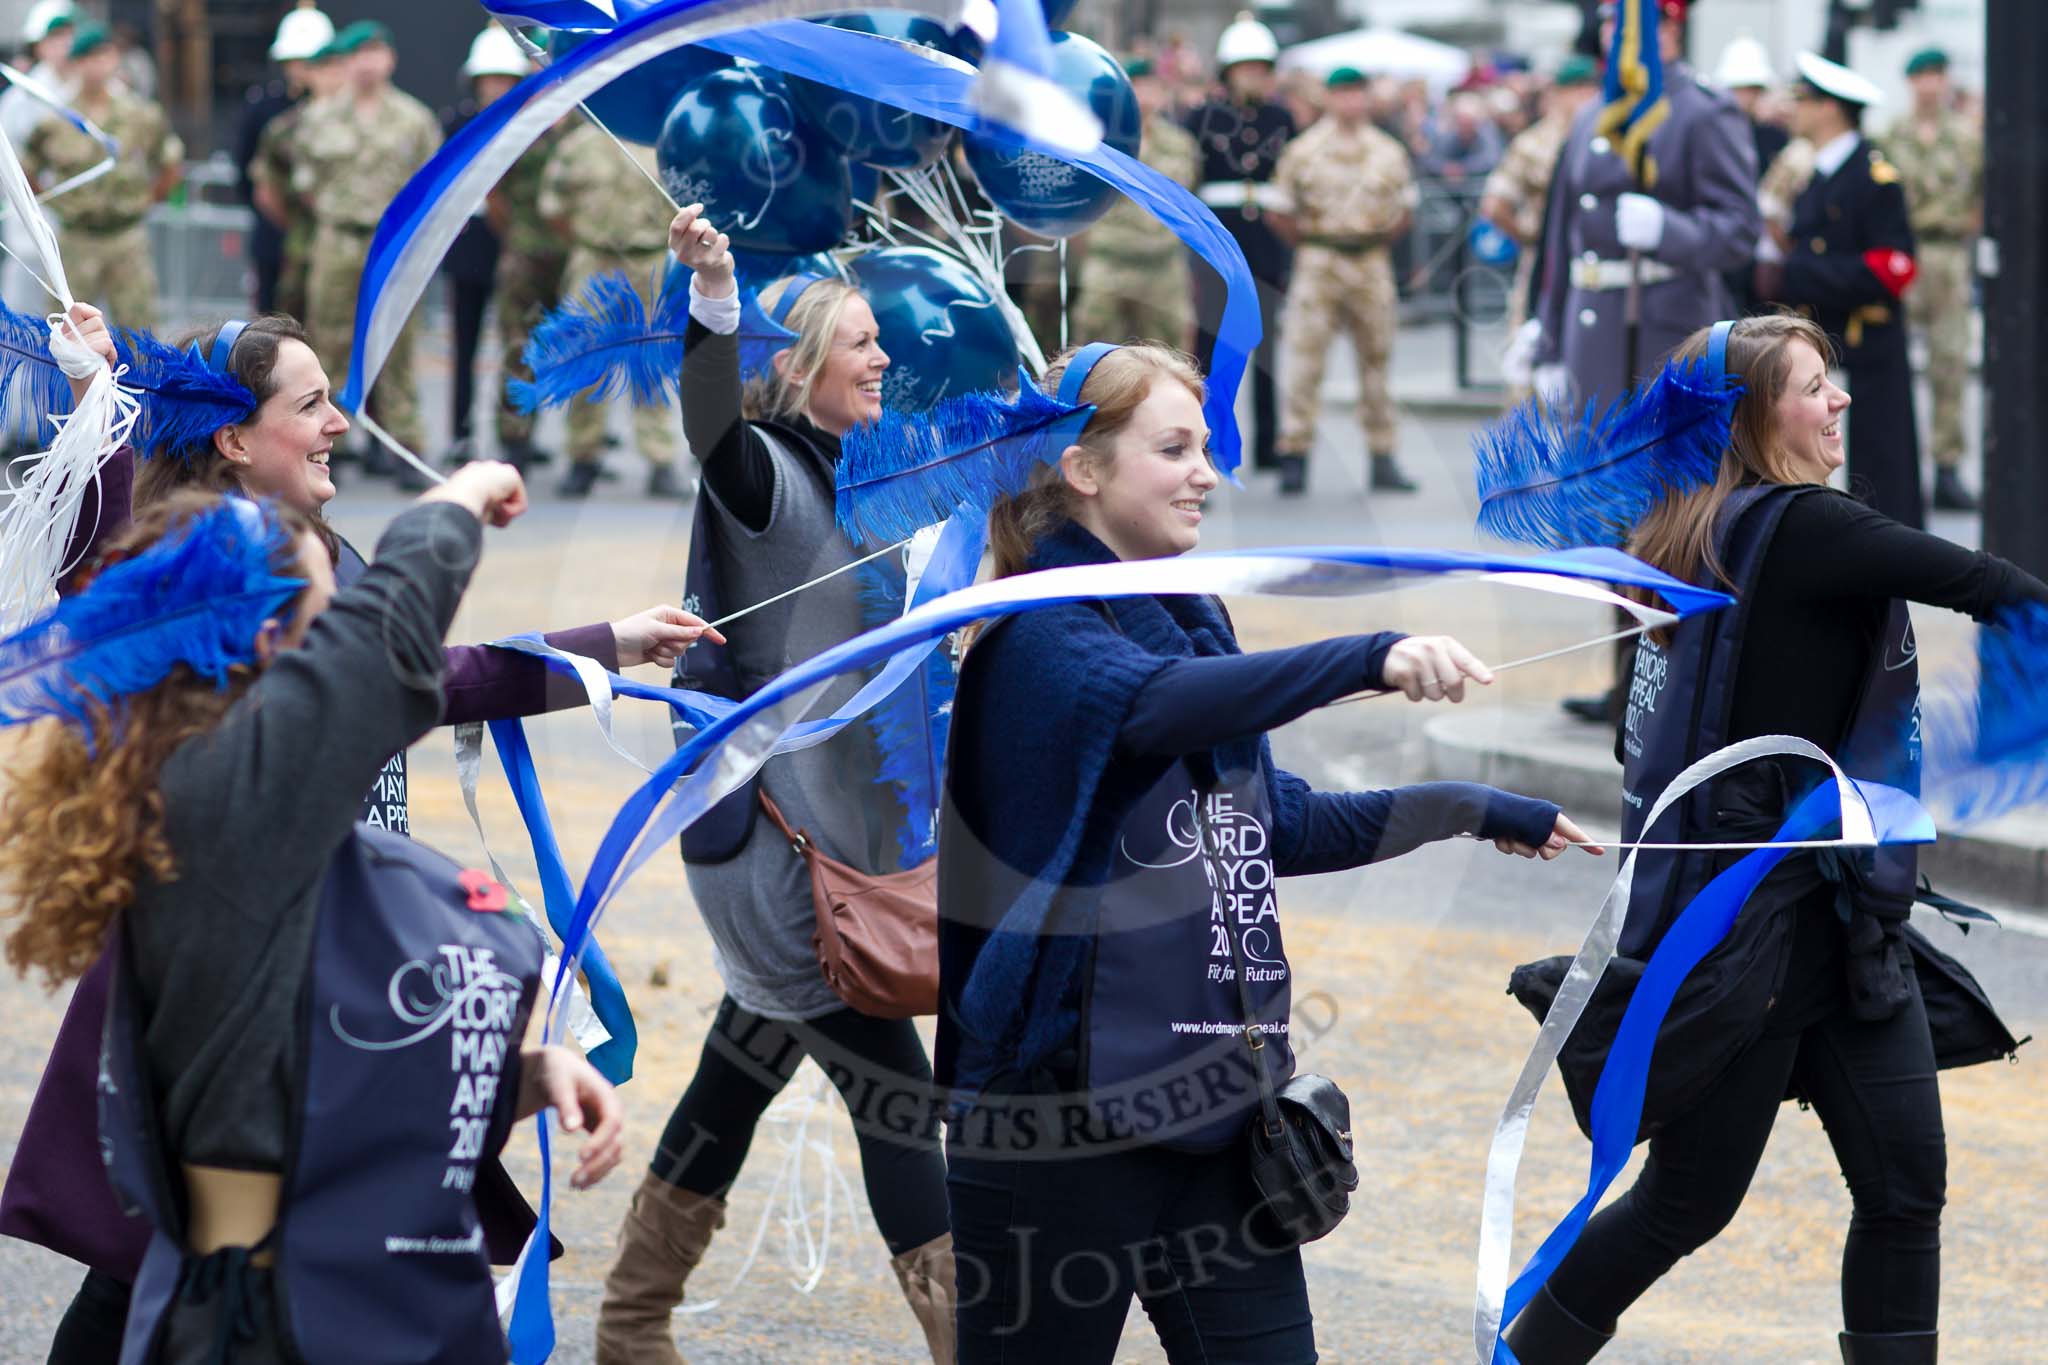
[23,23,181,329]
[542,122,685,499]
[250,39,345,323]
[1481,55,1599,342]
[1073,57,1197,349]
[1886,47,1982,510]
[296,21,441,457]
[493,118,571,463]
[1270,66,1418,497]
[1758,136,1816,237]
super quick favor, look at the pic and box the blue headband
[1056,342,1121,408]
[768,273,830,328]
[1706,319,1736,380]
[208,318,251,374]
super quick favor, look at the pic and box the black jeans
[652,995,950,1256]
[447,274,493,445]
[1543,972,1945,1335]
[947,1138,1316,1364]
[49,1267,132,1363]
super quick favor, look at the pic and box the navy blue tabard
[102,826,542,1365]
[1082,760,1294,1150]
[1618,484,1921,953]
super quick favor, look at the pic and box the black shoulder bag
[1201,798,1360,1248]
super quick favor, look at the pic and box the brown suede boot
[888,1231,958,1365]
[593,1172,727,1365]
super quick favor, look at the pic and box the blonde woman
[592,206,954,1363]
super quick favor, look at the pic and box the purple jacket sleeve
[56,445,135,594]
[440,622,622,725]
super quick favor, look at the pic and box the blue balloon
[846,247,1021,409]
[549,2,729,146]
[657,65,854,256]
[961,31,1140,239]
[787,14,963,171]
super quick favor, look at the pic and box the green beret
[67,20,108,60]
[1326,65,1367,89]
[329,19,394,56]
[1555,54,1597,87]
[1123,56,1155,80]
[1904,47,1949,76]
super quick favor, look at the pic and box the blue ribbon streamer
[698,19,1261,474]
[485,0,621,30]
[1490,777,1935,1362]
[487,717,639,1083]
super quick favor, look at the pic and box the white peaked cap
[1795,50,1885,109]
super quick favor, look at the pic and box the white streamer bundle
[0,119,132,632]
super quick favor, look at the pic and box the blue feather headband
[835,368,1094,546]
[0,497,304,737]
[0,297,257,457]
[1922,601,2048,827]
[1473,353,1742,550]
[510,266,797,413]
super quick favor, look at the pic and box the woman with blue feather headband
[592,204,956,1365]
[938,340,1599,1362]
[1485,314,2042,1364]
[0,306,723,1364]
[0,472,626,1364]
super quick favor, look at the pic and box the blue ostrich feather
[0,299,76,442]
[510,269,795,413]
[1922,602,2048,827]
[1473,356,1741,550]
[835,368,1094,547]
[110,327,260,458]
[855,557,955,868]
[0,499,304,736]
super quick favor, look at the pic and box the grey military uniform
[1535,68,1760,404]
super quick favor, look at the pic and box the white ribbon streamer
[0,117,132,631]
[1471,735,1881,1362]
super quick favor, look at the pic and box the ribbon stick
[0,64,117,208]
[1474,739,1934,1364]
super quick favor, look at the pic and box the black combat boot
[558,461,602,499]
[1370,451,1418,492]
[1275,452,1308,496]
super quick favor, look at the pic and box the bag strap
[756,789,809,854]
[1196,794,1287,1141]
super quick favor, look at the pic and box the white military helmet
[1215,11,1280,69]
[1794,50,1885,110]
[1714,33,1775,91]
[269,5,335,64]
[462,24,530,80]
[20,0,75,46]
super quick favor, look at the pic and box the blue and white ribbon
[483,536,1729,1358]
[1474,738,1934,1363]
